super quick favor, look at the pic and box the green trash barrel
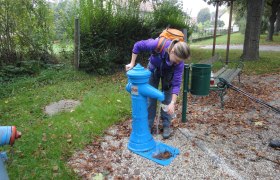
[190,64,211,96]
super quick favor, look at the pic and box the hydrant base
[128,137,156,152]
[129,141,180,166]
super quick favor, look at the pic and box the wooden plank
[214,68,235,85]
[214,68,241,85]
[222,69,235,81]
[227,68,242,82]
[214,67,227,77]
[183,29,188,41]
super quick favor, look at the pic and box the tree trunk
[241,0,264,61]
[275,7,280,34]
[267,0,280,41]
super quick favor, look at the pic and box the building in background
[140,1,154,13]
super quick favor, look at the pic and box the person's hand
[167,102,175,115]
[125,63,135,71]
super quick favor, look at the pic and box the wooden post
[226,0,233,65]
[74,18,80,69]
[212,1,219,57]
[183,29,188,42]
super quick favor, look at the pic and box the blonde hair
[167,39,191,60]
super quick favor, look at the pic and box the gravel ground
[68,73,280,179]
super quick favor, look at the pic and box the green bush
[0,0,54,68]
[79,0,193,74]
[0,61,40,82]
[0,1,71,80]
[79,13,151,74]
[236,17,246,34]
[81,47,119,74]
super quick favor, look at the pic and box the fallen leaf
[256,151,265,157]
[53,165,59,172]
[153,151,171,160]
[67,134,72,138]
[184,152,190,158]
[51,134,56,139]
[235,152,246,159]
[254,121,263,126]
[92,173,104,180]
[42,133,47,142]
[249,146,256,151]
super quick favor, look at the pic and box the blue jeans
[148,63,173,129]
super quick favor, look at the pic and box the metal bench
[199,54,244,109]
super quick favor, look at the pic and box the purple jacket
[132,38,184,95]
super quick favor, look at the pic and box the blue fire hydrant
[126,64,179,166]
[0,126,21,180]
[0,126,21,146]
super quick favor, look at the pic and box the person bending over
[125,38,190,139]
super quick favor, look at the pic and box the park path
[199,44,280,51]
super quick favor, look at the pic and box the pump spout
[139,84,164,102]
[126,82,132,93]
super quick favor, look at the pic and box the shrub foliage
[0,0,192,78]
[0,0,54,79]
[78,0,192,74]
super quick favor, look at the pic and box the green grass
[0,67,130,179]
[192,33,280,46]
[189,48,280,75]
[190,32,280,74]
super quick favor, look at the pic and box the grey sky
[183,0,221,17]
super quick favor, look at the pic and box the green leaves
[0,0,54,75]
[153,0,190,30]
[78,0,193,74]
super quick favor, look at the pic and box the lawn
[0,67,130,179]
[192,33,280,46]
[1,36,280,179]
[190,33,280,74]
[189,48,280,75]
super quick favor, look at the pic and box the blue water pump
[126,64,179,166]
